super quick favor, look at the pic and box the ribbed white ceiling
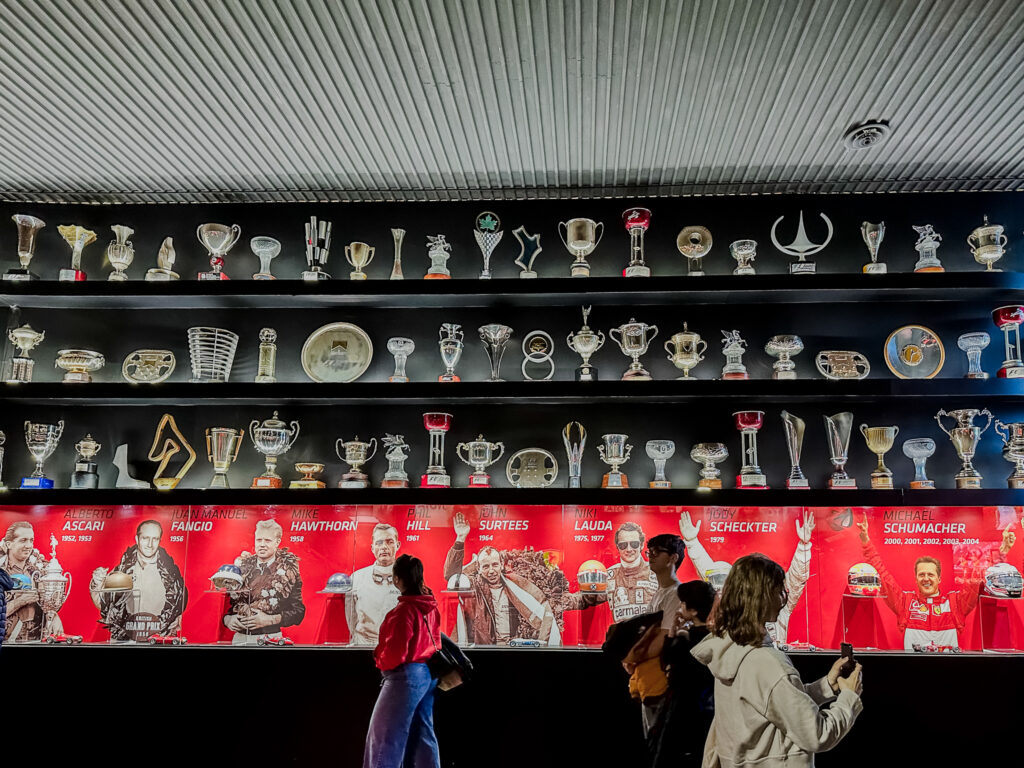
[1,0,1023,203]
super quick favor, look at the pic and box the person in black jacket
[653,579,717,768]
[0,568,15,650]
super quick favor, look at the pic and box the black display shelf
[3,378,1023,406]
[1,487,1020,507]
[1,272,1021,309]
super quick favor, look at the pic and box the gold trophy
[664,323,706,380]
[860,424,899,489]
[291,462,326,489]
[345,241,375,280]
[148,414,196,490]
[55,349,105,383]
[57,225,96,281]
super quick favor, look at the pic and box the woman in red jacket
[363,554,442,768]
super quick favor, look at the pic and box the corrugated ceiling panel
[0,0,1021,203]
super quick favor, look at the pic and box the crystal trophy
[425,234,452,279]
[513,226,542,278]
[58,225,96,281]
[912,225,944,272]
[567,306,605,381]
[770,211,832,274]
[187,327,239,382]
[390,228,405,280]
[304,216,332,281]
[474,211,503,279]
[860,221,886,274]
[21,420,64,489]
[249,412,300,488]
[421,412,453,488]
[336,436,377,488]
[558,218,603,277]
[860,424,899,489]
[256,328,278,383]
[70,434,101,489]
[5,214,45,281]
[456,434,505,487]
[824,412,856,488]
[105,225,135,281]
[610,318,658,380]
[734,411,767,489]
[902,438,936,490]
[691,443,728,490]
[957,332,990,379]
[438,323,463,382]
[381,434,411,488]
[598,433,631,489]
[196,223,241,280]
[646,440,674,488]
[251,236,281,280]
[563,421,586,489]
[780,411,808,489]
[730,239,757,275]
[622,207,652,277]
[388,337,415,382]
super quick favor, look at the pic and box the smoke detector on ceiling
[842,120,892,150]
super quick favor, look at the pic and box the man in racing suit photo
[856,513,1015,650]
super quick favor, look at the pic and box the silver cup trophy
[567,306,605,382]
[336,436,377,488]
[691,443,728,490]
[860,221,886,274]
[563,421,586,489]
[456,434,505,487]
[645,440,675,488]
[197,223,241,281]
[664,323,706,380]
[994,420,1024,489]
[935,408,992,489]
[7,324,44,383]
[824,412,857,489]
[558,218,603,278]
[860,424,900,490]
[968,216,1007,271]
[345,241,375,280]
[438,323,464,382]
[765,335,804,380]
[781,411,808,489]
[610,319,658,381]
[249,412,300,488]
[70,434,101,489]
[105,225,135,281]
[598,433,632,488]
[205,427,245,488]
[21,420,64,489]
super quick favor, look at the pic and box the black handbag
[601,610,664,661]
[421,613,473,691]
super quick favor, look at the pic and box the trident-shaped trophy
[770,211,833,274]
[860,221,886,274]
[563,421,586,489]
[823,412,857,489]
[474,211,503,279]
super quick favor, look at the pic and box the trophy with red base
[733,411,767,489]
[622,207,652,277]
[456,435,504,487]
[249,412,299,488]
[421,412,453,488]
[57,225,96,281]
[197,223,241,281]
[993,306,1024,378]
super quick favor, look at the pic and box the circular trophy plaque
[300,322,373,383]
[883,325,945,379]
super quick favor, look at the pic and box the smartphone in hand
[840,642,856,676]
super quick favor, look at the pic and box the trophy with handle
[21,420,64,489]
[457,435,505,487]
[935,408,992,489]
[249,412,300,488]
[197,223,241,280]
[558,218,603,278]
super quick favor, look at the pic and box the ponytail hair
[393,554,431,596]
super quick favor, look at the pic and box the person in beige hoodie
[691,554,863,768]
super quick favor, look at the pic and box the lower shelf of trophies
[2,488,1022,506]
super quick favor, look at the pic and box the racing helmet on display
[9,573,33,590]
[576,560,609,592]
[848,563,881,596]
[703,561,732,592]
[984,563,1023,599]
[446,573,473,592]
[210,564,243,591]
[323,572,353,594]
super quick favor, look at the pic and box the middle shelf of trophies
[1,379,1023,406]
[1,271,1023,309]
[0,487,1021,507]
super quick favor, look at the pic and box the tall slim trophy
[304,217,332,281]
[734,411,767,489]
[256,328,278,383]
[474,211,503,279]
[598,433,631,489]
[205,427,245,488]
[5,214,45,281]
[58,225,96,281]
[780,411,808,489]
[390,228,405,280]
[622,208,652,277]
[197,223,241,280]
[479,324,514,381]
[823,412,856,488]
[861,221,886,274]
[993,305,1024,378]
[421,412,453,488]
[249,412,299,488]
[563,421,586,489]
[21,420,64,489]
[37,535,72,639]
[438,323,463,382]
[0,431,6,491]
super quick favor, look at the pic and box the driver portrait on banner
[1,521,63,642]
[346,523,402,646]
[89,519,187,641]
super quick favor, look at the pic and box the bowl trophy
[610,318,658,381]
[251,236,281,280]
[902,438,936,490]
[567,306,605,382]
[815,350,870,380]
[345,241,375,280]
[148,413,197,490]
[336,436,377,488]
[21,420,64,489]
[474,211,503,279]
[730,239,757,275]
[968,215,1006,271]
[145,237,179,281]
[720,330,749,380]
[479,324,514,382]
[765,335,804,380]
[421,412,453,488]
[690,442,728,490]
[860,221,886,274]
[196,223,241,280]
[770,210,832,274]
[664,323,706,380]
[622,207,652,277]
[994,420,1024,489]
[824,412,857,489]
[645,440,675,488]
[558,218,603,278]
[860,424,899,489]
[563,421,586,489]
[6,214,45,281]
[387,337,415,383]
[205,427,245,488]
[249,412,300,488]
[303,216,332,281]
[781,411,808,489]
[957,332,990,379]
[935,408,992,489]
[424,234,452,279]
[6,324,44,383]
[122,349,175,384]
[55,349,105,383]
[677,225,712,276]
[912,224,944,272]
[290,462,326,489]
[381,433,411,488]
[506,448,558,488]
[734,411,767,489]
[438,323,464,382]
[992,305,1024,378]
[57,224,96,281]
[598,433,631,489]
[69,434,101,489]
[105,225,135,281]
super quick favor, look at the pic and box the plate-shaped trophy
[883,325,945,379]
[300,322,373,383]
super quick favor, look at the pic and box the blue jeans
[363,662,440,768]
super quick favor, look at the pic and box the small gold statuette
[148,413,197,490]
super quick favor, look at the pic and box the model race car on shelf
[911,642,963,654]
[43,633,83,645]
[147,634,188,646]
[256,635,295,647]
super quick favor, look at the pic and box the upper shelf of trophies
[3,379,1023,406]
[1,272,1022,310]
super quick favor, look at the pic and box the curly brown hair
[712,553,785,647]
